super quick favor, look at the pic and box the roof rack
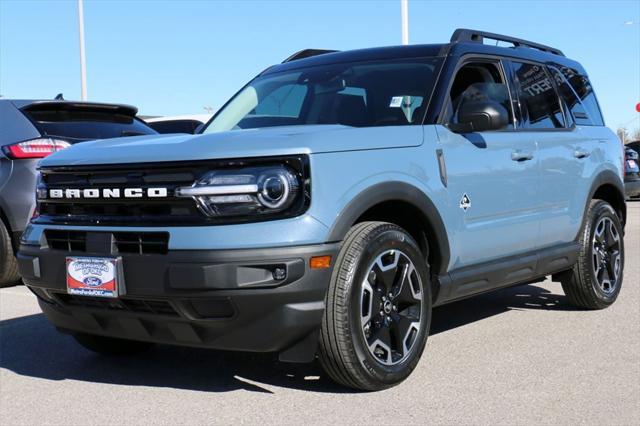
[450,28,564,57]
[282,49,338,63]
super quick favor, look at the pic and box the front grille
[34,157,309,226]
[38,162,203,225]
[55,293,180,317]
[46,229,86,251]
[45,229,169,254]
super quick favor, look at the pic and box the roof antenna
[54,93,64,100]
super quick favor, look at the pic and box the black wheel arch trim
[326,181,450,276]
[584,169,626,231]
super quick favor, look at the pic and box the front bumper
[18,242,339,360]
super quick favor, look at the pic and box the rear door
[436,58,541,269]
[507,61,588,248]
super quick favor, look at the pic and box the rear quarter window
[555,65,604,126]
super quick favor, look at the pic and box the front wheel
[319,222,431,391]
[560,200,625,309]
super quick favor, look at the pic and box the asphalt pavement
[1,203,639,425]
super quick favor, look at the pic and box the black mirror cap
[452,100,509,133]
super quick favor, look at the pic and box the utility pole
[78,0,87,100]
[400,0,409,45]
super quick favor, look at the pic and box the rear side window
[554,66,604,126]
[22,109,157,142]
[510,61,565,129]
[547,66,591,126]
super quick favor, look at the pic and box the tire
[560,200,624,309]
[318,221,432,391]
[0,220,21,288]
[73,333,154,356]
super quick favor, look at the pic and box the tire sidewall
[0,220,13,275]
[584,202,624,304]
[346,226,431,386]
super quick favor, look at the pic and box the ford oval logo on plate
[83,276,103,287]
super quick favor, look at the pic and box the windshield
[203,57,443,133]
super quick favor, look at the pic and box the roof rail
[450,28,564,57]
[282,49,338,63]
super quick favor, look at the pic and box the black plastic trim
[326,181,450,275]
[434,242,579,306]
[583,169,627,229]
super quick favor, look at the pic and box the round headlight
[258,173,291,209]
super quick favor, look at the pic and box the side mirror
[449,100,509,133]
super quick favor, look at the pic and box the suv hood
[39,124,423,167]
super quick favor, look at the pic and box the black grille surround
[35,156,311,226]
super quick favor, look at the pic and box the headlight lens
[175,165,302,218]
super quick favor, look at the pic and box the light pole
[400,0,409,45]
[78,0,87,100]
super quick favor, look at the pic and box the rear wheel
[319,222,431,391]
[0,220,20,288]
[560,200,624,309]
[73,333,154,356]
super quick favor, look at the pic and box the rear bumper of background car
[624,179,640,198]
[18,242,339,361]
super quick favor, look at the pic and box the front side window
[445,61,515,130]
[511,62,565,129]
[203,58,443,133]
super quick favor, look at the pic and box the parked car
[144,114,212,134]
[624,147,640,199]
[627,140,640,156]
[18,29,626,391]
[0,99,157,286]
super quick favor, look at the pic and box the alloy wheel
[591,216,621,295]
[360,249,423,366]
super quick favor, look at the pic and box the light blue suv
[18,29,626,390]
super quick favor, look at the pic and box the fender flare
[326,181,450,275]
[582,169,626,230]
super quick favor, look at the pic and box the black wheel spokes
[360,249,422,366]
[592,217,621,295]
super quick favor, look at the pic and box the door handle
[574,149,591,159]
[511,150,534,162]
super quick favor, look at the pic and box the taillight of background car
[2,138,71,159]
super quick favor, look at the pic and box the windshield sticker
[389,96,403,108]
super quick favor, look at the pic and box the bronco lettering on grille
[48,188,169,199]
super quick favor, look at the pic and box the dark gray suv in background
[0,99,157,286]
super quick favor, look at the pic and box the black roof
[267,28,584,75]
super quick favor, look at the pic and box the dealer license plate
[66,257,120,298]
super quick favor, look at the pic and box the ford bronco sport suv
[18,29,626,391]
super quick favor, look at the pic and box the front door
[436,58,541,269]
